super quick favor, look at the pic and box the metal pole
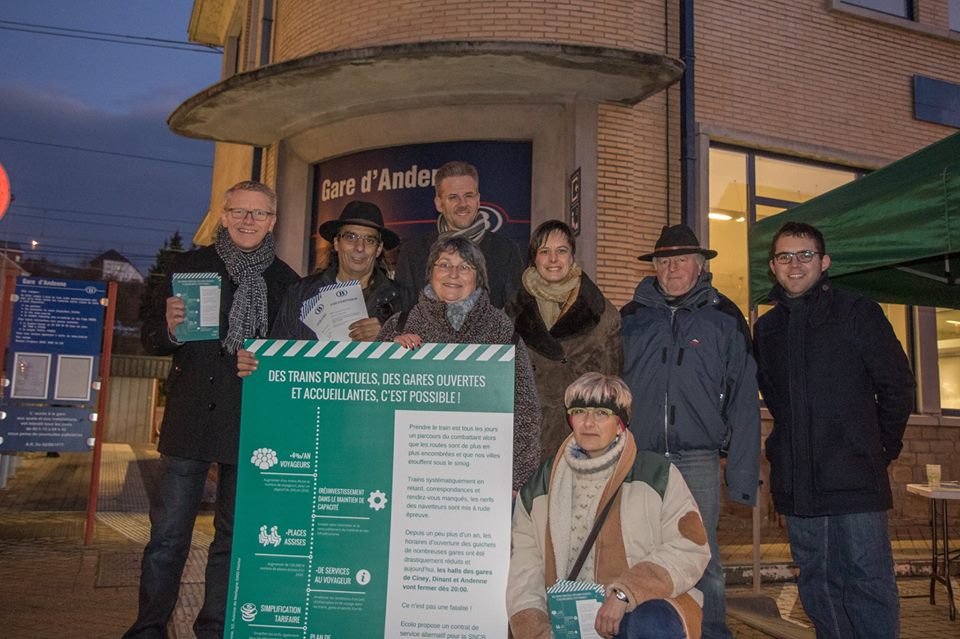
[679,0,697,226]
[84,280,117,545]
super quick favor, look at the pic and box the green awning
[748,131,960,309]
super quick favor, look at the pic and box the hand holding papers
[172,273,221,342]
[299,280,368,340]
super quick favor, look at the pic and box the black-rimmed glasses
[225,208,274,222]
[772,250,822,264]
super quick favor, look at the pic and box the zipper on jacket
[663,307,680,457]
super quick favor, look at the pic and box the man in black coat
[393,160,523,308]
[125,181,299,639]
[753,221,914,639]
[269,200,413,341]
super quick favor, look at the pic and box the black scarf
[214,226,275,353]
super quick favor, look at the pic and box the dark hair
[424,235,490,292]
[770,221,826,258]
[527,220,576,266]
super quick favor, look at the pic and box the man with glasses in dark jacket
[125,181,299,639]
[754,221,914,639]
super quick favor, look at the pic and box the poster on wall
[226,338,516,639]
[311,141,532,269]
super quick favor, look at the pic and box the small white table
[906,483,960,621]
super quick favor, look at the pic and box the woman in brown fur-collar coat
[505,220,623,463]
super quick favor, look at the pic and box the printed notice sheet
[547,580,606,639]
[227,338,516,639]
[172,272,221,342]
[298,280,368,340]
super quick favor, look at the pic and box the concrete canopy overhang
[168,41,684,146]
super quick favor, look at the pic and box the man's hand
[594,595,628,638]
[348,317,382,342]
[166,296,185,338]
[237,349,259,378]
[393,333,423,350]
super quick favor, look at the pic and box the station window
[707,147,858,317]
[707,145,931,404]
[841,0,913,19]
[937,307,960,412]
[951,0,960,32]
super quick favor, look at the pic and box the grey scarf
[437,213,486,244]
[214,226,275,353]
[423,284,482,331]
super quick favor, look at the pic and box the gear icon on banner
[367,490,388,511]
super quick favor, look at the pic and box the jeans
[123,455,237,639]
[786,511,899,639]
[615,599,687,639]
[670,450,731,639]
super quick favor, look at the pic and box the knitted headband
[566,397,630,427]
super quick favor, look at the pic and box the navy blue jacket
[620,272,760,506]
[753,273,915,516]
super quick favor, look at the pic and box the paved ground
[0,445,957,638]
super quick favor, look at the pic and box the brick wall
[273,0,666,62]
[890,423,960,520]
[695,0,960,160]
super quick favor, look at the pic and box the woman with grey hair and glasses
[377,235,541,491]
[508,372,710,639]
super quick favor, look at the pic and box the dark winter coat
[753,273,915,516]
[141,245,299,464]
[505,273,623,462]
[394,231,524,308]
[269,260,413,339]
[620,272,760,506]
[377,290,542,489]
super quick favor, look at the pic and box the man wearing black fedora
[267,200,414,341]
[620,224,760,639]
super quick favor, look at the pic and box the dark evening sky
[0,0,222,273]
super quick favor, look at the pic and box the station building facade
[174,0,960,522]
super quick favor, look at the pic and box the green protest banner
[227,339,515,639]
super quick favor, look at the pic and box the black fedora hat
[317,201,400,250]
[637,224,718,261]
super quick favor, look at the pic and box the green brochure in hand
[547,580,606,639]
[172,272,221,342]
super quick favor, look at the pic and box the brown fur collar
[509,273,607,360]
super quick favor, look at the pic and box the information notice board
[0,276,105,452]
[227,338,516,639]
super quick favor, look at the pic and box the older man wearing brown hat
[619,224,760,639]
[269,200,414,341]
